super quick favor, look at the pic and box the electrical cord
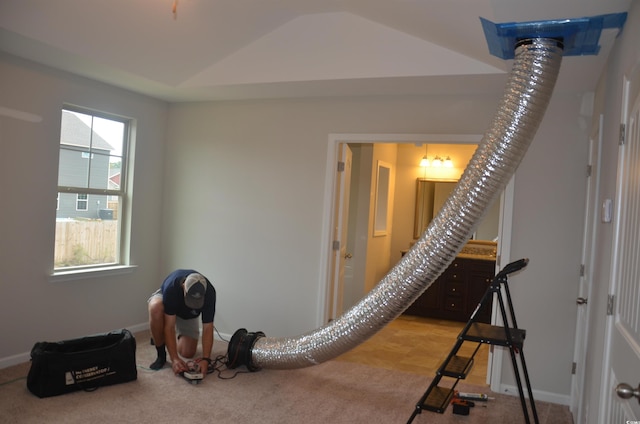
[214,326,228,342]
[138,355,249,380]
[208,354,250,379]
[0,376,26,387]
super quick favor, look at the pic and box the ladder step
[462,322,526,347]
[419,386,455,413]
[442,355,474,378]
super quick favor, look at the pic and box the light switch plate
[602,198,613,223]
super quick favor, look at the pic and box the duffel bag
[27,328,137,398]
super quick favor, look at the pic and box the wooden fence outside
[55,220,118,267]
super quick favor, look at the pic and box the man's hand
[171,358,188,375]
[198,358,209,378]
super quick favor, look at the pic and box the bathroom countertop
[457,242,497,261]
[403,240,498,262]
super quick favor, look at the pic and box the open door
[570,114,603,422]
[326,143,353,321]
[601,68,640,422]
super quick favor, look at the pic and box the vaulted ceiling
[0,0,632,102]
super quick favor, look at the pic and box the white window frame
[53,105,134,277]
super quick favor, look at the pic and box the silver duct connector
[248,38,563,369]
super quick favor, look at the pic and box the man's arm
[164,314,187,374]
[199,322,214,376]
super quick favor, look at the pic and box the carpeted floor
[0,330,573,423]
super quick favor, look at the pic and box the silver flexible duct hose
[250,38,563,369]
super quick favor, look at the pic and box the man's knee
[148,298,164,320]
[178,336,198,358]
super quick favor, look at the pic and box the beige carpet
[0,330,573,423]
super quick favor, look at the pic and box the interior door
[602,68,640,422]
[327,143,353,320]
[570,114,603,423]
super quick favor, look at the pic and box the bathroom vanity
[403,241,497,323]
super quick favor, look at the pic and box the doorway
[323,133,515,388]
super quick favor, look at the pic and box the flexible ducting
[246,38,564,370]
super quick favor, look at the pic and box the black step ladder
[407,258,539,424]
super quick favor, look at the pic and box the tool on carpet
[180,361,204,385]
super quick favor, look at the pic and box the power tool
[180,362,204,385]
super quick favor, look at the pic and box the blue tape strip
[481,13,627,59]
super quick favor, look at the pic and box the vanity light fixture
[419,150,454,168]
[419,145,429,167]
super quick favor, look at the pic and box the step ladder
[407,258,539,424]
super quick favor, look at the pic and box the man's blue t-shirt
[160,269,216,323]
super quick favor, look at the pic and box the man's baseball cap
[184,273,206,309]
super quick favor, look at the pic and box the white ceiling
[0,0,632,102]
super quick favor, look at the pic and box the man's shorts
[148,289,200,340]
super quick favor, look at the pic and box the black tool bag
[27,328,137,398]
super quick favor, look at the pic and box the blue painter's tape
[481,13,627,59]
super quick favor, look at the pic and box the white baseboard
[216,332,233,343]
[0,352,31,370]
[127,322,150,334]
[498,383,572,406]
[0,323,150,370]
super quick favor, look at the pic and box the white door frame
[319,132,514,389]
[570,114,603,422]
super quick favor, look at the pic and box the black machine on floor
[407,258,539,424]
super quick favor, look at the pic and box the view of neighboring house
[57,111,114,220]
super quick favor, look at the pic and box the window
[55,106,130,271]
[76,194,88,211]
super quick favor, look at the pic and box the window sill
[50,265,138,283]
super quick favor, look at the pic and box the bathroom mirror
[414,178,500,241]
[373,161,391,236]
[413,178,457,239]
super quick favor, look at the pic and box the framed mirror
[413,178,457,239]
[414,177,500,242]
[374,161,392,236]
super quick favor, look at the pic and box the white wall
[163,90,588,401]
[502,93,589,401]
[364,143,397,293]
[0,54,168,365]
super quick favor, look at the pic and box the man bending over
[148,269,216,378]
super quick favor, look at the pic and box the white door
[602,68,640,422]
[327,143,353,320]
[570,114,603,423]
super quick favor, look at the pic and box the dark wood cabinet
[404,257,495,323]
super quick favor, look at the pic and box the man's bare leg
[148,298,167,370]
